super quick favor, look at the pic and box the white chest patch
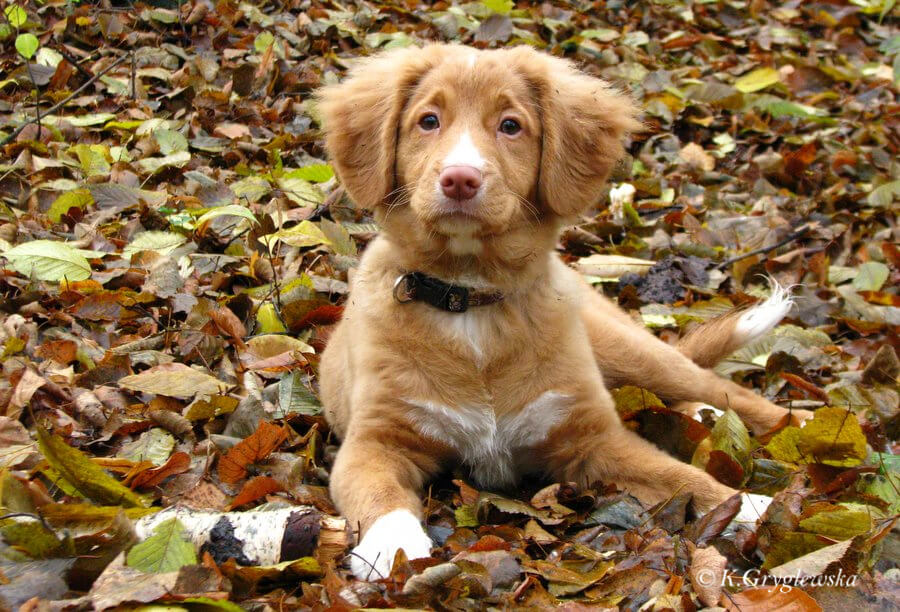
[404,391,574,487]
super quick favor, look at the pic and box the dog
[315,44,812,580]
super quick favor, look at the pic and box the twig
[1,54,129,147]
[23,61,43,141]
[0,511,53,532]
[55,45,94,80]
[716,223,811,270]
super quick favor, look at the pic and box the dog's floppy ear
[316,47,443,210]
[511,48,642,218]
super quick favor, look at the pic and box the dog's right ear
[316,47,442,210]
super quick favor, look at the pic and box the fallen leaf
[119,363,230,399]
[217,421,289,484]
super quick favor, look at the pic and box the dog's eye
[499,118,521,135]
[418,114,440,131]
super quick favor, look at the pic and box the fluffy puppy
[316,44,811,580]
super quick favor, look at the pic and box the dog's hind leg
[578,290,812,435]
[541,404,737,513]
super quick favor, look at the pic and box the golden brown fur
[316,44,810,579]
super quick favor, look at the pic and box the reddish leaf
[129,452,191,489]
[780,373,829,402]
[705,450,745,488]
[689,493,742,546]
[227,475,284,509]
[217,422,289,484]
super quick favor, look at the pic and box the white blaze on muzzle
[442,131,486,170]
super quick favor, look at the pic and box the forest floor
[0,0,898,610]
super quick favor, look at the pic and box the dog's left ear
[510,48,642,218]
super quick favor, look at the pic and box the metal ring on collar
[392,273,416,304]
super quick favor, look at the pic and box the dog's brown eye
[499,118,521,135]
[419,114,440,131]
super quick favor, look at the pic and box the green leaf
[481,0,513,14]
[734,67,780,92]
[123,231,187,257]
[254,31,275,54]
[319,219,356,256]
[36,426,147,508]
[136,151,191,174]
[853,261,889,291]
[276,175,324,207]
[5,5,27,28]
[3,240,92,282]
[48,189,93,223]
[286,164,334,183]
[762,531,829,569]
[255,302,286,334]
[118,428,175,466]
[154,129,188,155]
[867,180,900,208]
[126,518,197,573]
[15,33,38,60]
[455,504,479,527]
[798,505,873,540]
[277,370,323,417]
[0,520,70,559]
[69,144,111,177]
[262,220,329,249]
[194,204,258,229]
[230,176,271,203]
[708,409,752,478]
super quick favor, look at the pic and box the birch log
[134,505,350,566]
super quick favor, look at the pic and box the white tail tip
[735,281,793,344]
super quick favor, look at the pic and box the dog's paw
[350,509,433,581]
[733,492,774,526]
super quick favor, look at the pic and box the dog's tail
[676,283,793,369]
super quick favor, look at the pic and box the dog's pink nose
[439,166,482,201]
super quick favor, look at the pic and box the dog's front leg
[330,421,443,580]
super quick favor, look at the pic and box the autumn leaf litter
[0,0,898,610]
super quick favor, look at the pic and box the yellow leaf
[796,406,867,467]
[735,67,780,93]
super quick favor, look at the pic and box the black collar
[392,272,504,313]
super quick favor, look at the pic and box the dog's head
[317,44,640,268]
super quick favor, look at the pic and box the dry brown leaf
[724,586,823,611]
[217,421,289,484]
[689,545,727,607]
[227,475,284,509]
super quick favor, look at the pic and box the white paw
[350,509,433,580]
[734,492,774,525]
